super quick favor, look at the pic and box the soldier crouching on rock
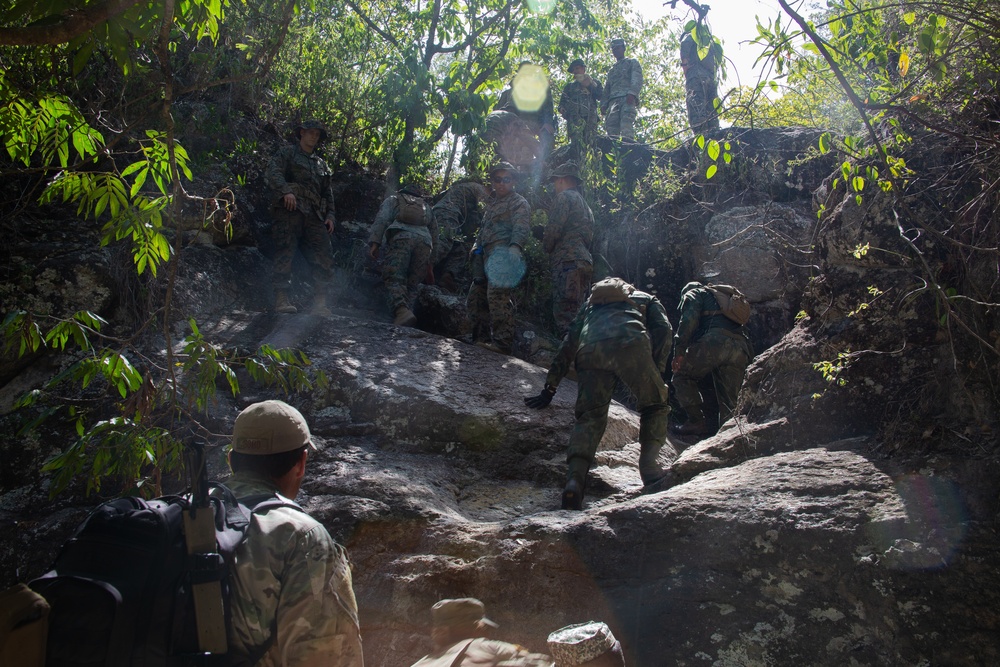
[264,119,337,316]
[525,277,672,510]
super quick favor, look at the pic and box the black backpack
[30,483,298,667]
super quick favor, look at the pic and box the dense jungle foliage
[1,0,998,495]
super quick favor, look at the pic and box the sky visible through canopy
[631,0,785,87]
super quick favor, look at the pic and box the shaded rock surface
[2,126,998,667]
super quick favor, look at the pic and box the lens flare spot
[525,0,557,15]
[511,64,549,114]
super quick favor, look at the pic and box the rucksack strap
[450,639,475,667]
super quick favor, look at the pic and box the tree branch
[0,0,143,46]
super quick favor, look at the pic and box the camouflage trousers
[565,117,599,150]
[381,234,431,313]
[271,208,333,289]
[467,279,515,350]
[604,98,638,141]
[552,260,593,336]
[685,75,720,133]
[567,338,669,468]
[672,329,751,425]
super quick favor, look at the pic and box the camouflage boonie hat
[547,621,621,666]
[568,58,586,73]
[549,161,582,182]
[232,400,316,455]
[489,162,520,180]
[296,119,329,142]
[609,38,626,48]
[431,598,499,629]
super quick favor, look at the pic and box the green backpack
[705,284,751,325]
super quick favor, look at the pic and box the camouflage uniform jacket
[546,289,672,388]
[674,284,747,352]
[558,77,603,123]
[265,144,336,221]
[475,191,531,254]
[680,34,723,83]
[368,194,438,250]
[409,637,552,667]
[602,57,643,107]
[497,86,557,132]
[432,183,483,263]
[543,188,594,265]
[225,473,363,667]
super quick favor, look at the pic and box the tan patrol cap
[232,400,315,455]
[431,598,499,629]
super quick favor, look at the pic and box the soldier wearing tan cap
[547,622,625,667]
[225,400,364,667]
[409,598,552,667]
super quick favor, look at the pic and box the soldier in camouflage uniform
[680,33,723,133]
[431,181,487,293]
[264,119,337,316]
[496,63,557,165]
[467,163,531,354]
[559,59,603,150]
[525,278,672,510]
[368,184,438,327]
[601,39,643,141]
[409,598,551,667]
[671,282,752,436]
[225,400,363,667]
[544,161,594,336]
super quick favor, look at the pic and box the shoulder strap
[450,639,475,667]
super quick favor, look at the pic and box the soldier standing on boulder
[544,161,594,336]
[368,184,438,327]
[409,598,551,667]
[467,163,531,355]
[431,181,487,293]
[680,30,723,133]
[525,277,672,510]
[264,119,337,316]
[559,59,603,150]
[671,281,753,436]
[601,38,643,142]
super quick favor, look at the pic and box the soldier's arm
[367,196,397,246]
[545,307,585,388]
[323,167,337,225]
[630,59,644,98]
[508,197,532,250]
[646,296,674,374]
[673,293,701,353]
[543,192,567,254]
[591,78,604,100]
[273,525,363,667]
[427,205,439,253]
[558,83,570,119]
[264,146,294,194]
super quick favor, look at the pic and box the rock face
[2,127,998,667]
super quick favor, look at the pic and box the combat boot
[311,284,332,317]
[274,289,297,314]
[638,442,666,487]
[393,305,418,327]
[561,457,590,511]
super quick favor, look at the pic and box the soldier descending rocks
[264,119,337,316]
[368,184,438,327]
[431,181,487,293]
[409,598,552,667]
[525,278,673,510]
[544,161,595,336]
[559,58,604,151]
[468,162,531,355]
[671,281,753,436]
[601,38,643,142]
[680,32,723,133]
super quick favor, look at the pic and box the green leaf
[707,140,720,161]
[706,164,718,179]
[903,12,915,25]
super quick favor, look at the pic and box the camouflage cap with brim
[609,38,626,48]
[431,598,499,629]
[297,119,329,142]
[549,161,582,182]
[489,161,520,179]
[232,400,316,455]
[568,58,586,73]
[547,621,620,666]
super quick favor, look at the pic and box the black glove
[524,384,557,409]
